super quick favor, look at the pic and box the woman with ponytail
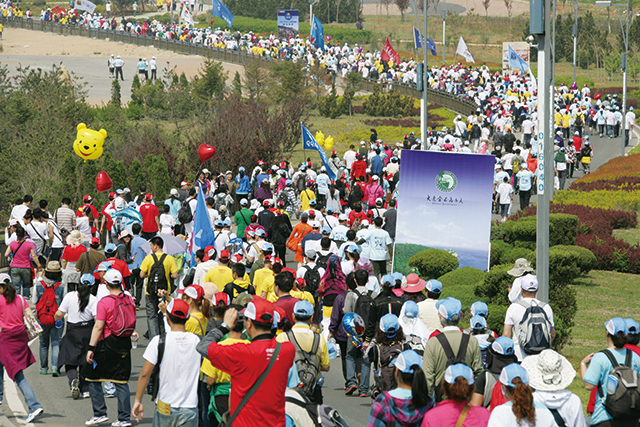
[179,284,210,337]
[488,364,557,427]
[56,273,97,400]
[422,364,490,426]
[368,350,434,427]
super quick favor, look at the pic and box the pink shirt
[96,292,135,340]
[9,240,35,269]
[0,295,27,330]
[421,400,490,427]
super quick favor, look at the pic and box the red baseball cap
[90,237,100,246]
[241,297,274,325]
[83,195,93,202]
[108,192,116,199]
[167,299,190,319]
[178,284,204,301]
[219,250,230,260]
[203,246,216,262]
[145,193,153,201]
[274,257,282,265]
[263,199,270,207]
[264,255,273,263]
[214,292,230,306]
[180,181,190,186]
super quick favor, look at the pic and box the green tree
[319,81,343,119]
[192,59,228,102]
[130,74,142,105]
[270,60,308,103]
[110,78,121,107]
[243,60,269,101]
[604,51,622,80]
[232,71,242,96]
[128,158,146,192]
[342,71,362,116]
[101,151,128,190]
[144,154,171,198]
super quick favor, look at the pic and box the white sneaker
[71,379,80,400]
[86,415,109,425]
[26,408,44,423]
[82,391,91,399]
[111,421,132,427]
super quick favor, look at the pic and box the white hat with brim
[521,349,575,392]
[507,258,534,277]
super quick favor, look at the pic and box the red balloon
[96,171,113,192]
[594,93,602,100]
[198,144,216,163]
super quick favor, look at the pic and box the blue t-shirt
[517,169,534,191]
[583,348,640,425]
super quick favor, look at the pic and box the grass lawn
[564,270,640,409]
[612,218,640,245]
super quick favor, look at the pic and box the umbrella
[487,96,501,105]
[140,234,188,256]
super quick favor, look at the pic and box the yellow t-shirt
[140,252,178,294]
[300,189,316,212]
[253,268,274,296]
[200,337,249,382]
[203,266,234,292]
[276,324,330,376]
[186,311,207,337]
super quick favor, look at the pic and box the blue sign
[277,10,299,38]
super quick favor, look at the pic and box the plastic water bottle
[131,335,138,349]
[327,339,338,360]
[55,319,63,329]
[317,376,325,388]
[607,374,618,394]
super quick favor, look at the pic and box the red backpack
[36,281,61,326]
[104,293,137,337]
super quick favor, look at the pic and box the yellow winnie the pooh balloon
[73,123,107,162]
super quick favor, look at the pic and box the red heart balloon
[198,144,216,163]
[96,171,113,192]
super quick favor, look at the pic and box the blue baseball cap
[260,242,274,253]
[470,301,488,318]
[293,300,314,318]
[605,317,627,335]
[223,219,232,227]
[392,272,404,283]
[381,274,394,286]
[286,179,293,186]
[379,313,399,335]
[321,226,331,234]
[499,363,529,387]
[403,301,419,319]
[444,363,475,385]
[426,279,442,294]
[255,229,266,238]
[94,261,112,273]
[238,166,245,172]
[625,318,639,335]
[215,219,225,227]
[436,297,462,320]
[470,314,487,330]
[104,243,117,254]
[81,273,95,285]
[491,336,515,355]
[309,199,317,206]
[391,350,422,374]
[326,206,334,214]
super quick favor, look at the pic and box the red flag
[381,37,401,64]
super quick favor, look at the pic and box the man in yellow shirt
[277,300,330,403]
[255,256,276,298]
[140,236,178,339]
[203,250,233,291]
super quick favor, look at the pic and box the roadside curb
[0,412,18,427]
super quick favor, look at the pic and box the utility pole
[411,0,428,144]
[442,8,446,65]
[572,0,577,84]
[530,0,552,303]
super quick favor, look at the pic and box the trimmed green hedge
[500,214,578,247]
[438,267,487,309]
[408,248,459,280]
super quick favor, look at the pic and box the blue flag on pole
[508,45,529,72]
[413,27,437,56]
[301,123,336,181]
[192,188,215,255]
[212,0,234,27]
[311,16,324,51]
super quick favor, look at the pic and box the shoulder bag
[22,296,43,340]
[219,341,282,426]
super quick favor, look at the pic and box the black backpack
[303,264,322,296]
[222,282,256,301]
[287,330,321,399]
[574,114,583,127]
[147,254,168,296]
[433,333,471,402]
[315,253,331,271]
[353,290,374,326]
[598,349,640,420]
[177,199,193,224]
[517,300,552,356]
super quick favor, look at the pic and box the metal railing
[1,17,477,115]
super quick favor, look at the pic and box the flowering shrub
[570,177,640,192]
[572,153,640,184]
[553,189,640,211]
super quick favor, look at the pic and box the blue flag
[301,123,336,181]
[212,0,234,27]
[508,45,529,72]
[413,27,437,56]
[192,188,215,255]
[311,16,324,51]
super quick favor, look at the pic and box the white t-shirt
[504,298,555,361]
[58,291,97,323]
[498,183,513,204]
[487,401,558,427]
[361,228,392,261]
[76,216,92,240]
[343,150,357,169]
[11,204,29,222]
[143,331,201,408]
[159,214,175,234]
[207,208,220,227]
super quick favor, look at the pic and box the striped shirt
[54,205,76,231]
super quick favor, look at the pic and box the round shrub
[501,247,535,265]
[490,240,512,267]
[474,264,513,307]
[486,303,508,336]
[439,267,487,309]
[549,285,577,350]
[551,245,597,274]
[408,248,459,280]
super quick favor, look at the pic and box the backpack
[147,254,169,296]
[177,199,193,224]
[481,371,499,408]
[516,300,552,355]
[574,114,583,127]
[303,264,322,297]
[598,349,640,420]
[104,293,137,337]
[433,333,471,402]
[371,342,403,399]
[315,253,331,271]
[287,330,321,399]
[296,175,307,193]
[222,282,256,301]
[36,281,60,326]
[353,290,374,326]
[549,408,567,427]
[285,389,349,427]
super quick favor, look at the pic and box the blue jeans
[0,359,42,413]
[153,406,198,427]
[607,124,614,137]
[345,344,370,395]
[146,295,160,340]
[89,381,130,422]
[10,267,32,298]
[40,324,63,370]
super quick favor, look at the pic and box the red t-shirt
[62,245,88,263]
[106,257,131,278]
[96,292,136,340]
[101,202,114,230]
[139,203,160,233]
[348,210,367,227]
[572,136,582,152]
[272,295,300,325]
[207,337,295,427]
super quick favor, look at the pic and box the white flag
[181,5,194,27]
[74,0,96,13]
[456,36,475,63]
